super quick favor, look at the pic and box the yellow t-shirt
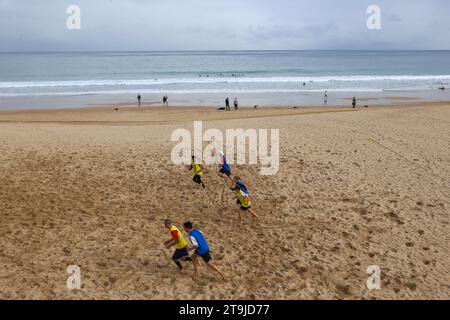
[236,190,251,208]
[170,225,187,249]
[192,162,203,176]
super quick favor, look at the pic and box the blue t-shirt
[221,156,231,171]
[189,229,210,255]
[222,162,230,171]
[235,180,248,195]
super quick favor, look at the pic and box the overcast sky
[0,0,449,51]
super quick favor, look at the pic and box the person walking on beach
[163,219,192,271]
[352,97,357,109]
[189,155,206,189]
[232,185,258,223]
[137,93,142,107]
[225,97,230,111]
[163,95,169,107]
[324,91,328,105]
[234,98,239,110]
[183,221,226,280]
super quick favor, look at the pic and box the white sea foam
[0,88,389,97]
[1,75,450,89]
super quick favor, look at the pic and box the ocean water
[1,51,450,109]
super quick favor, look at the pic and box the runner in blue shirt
[233,176,248,195]
[183,221,225,281]
[217,151,232,182]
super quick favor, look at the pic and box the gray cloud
[0,0,449,51]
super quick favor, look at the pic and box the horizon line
[2,49,450,54]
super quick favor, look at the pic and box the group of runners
[163,149,258,280]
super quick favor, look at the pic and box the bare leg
[206,262,225,281]
[172,258,182,270]
[191,254,200,279]
[181,256,192,263]
[238,210,244,223]
[248,209,259,221]
[218,172,233,184]
[217,172,227,180]
[199,177,206,189]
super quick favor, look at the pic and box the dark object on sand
[114,108,119,111]
[254,105,259,109]
[438,87,445,90]
[218,107,226,111]
[364,105,368,108]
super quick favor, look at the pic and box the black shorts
[173,247,189,260]
[237,199,251,211]
[196,250,212,263]
[193,174,203,184]
[219,168,231,176]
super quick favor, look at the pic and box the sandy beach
[0,103,449,300]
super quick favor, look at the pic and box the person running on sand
[352,97,357,109]
[232,186,258,223]
[163,219,192,270]
[189,155,206,189]
[183,221,225,280]
[217,151,232,182]
[233,176,248,194]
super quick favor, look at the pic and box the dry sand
[0,103,449,300]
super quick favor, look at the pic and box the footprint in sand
[405,242,415,247]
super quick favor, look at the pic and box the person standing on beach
[163,219,192,271]
[183,221,225,280]
[137,93,142,107]
[225,97,230,111]
[189,155,206,189]
[324,91,328,105]
[352,97,357,109]
[234,98,239,110]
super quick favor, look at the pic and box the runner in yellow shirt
[163,219,192,270]
[189,155,206,189]
[233,186,259,223]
